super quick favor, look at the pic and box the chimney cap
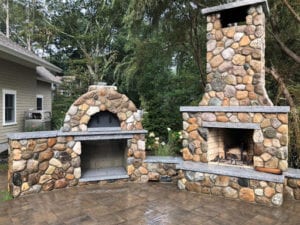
[201,0,269,16]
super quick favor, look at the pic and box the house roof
[0,33,62,74]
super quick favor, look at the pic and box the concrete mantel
[201,0,269,15]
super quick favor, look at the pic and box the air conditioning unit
[24,110,51,131]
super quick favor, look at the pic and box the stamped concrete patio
[0,170,299,225]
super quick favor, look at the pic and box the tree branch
[267,27,300,64]
[266,66,300,149]
[282,0,300,23]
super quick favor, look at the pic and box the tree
[266,0,300,167]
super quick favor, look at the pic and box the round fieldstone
[207,40,217,52]
[22,150,33,160]
[49,158,62,168]
[27,159,39,173]
[225,39,234,48]
[218,61,233,73]
[208,97,222,106]
[28,173,40,186]
[71,157,81,168]
[201,113,216,122]
[38,149,54,162]
[263,127,277,138]
[211,77,226,92]
[271,118,281,129]
[253,130,264,143]
[178,179,186,190]
[239,188,255,202]
[13,160,26,172]
[223,186,238,198]
[271,193,283,206]
[210,55,224,68]
[224,85,236,97]
[224,75,236,85]
[13,172,22,186]
[234,32,244,41]
[55,179,68,189]
[42,180,55,191]
[222,48,234,60]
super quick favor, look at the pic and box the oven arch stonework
[62,85,143,132]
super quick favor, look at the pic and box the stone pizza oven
[8,83,147,197]
[180,0,290,171]
[62,83,147,182]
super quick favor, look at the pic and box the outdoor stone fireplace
[177,0,293,207]
[180,0,289,172]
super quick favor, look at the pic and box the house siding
[0,59,36,145]
[36,80,52,112]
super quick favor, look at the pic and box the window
[36,95,43,110]
[3,89,16,125]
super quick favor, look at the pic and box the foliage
[51,93,77,130]
[0,190,13,201]
[146,128,182,156]
[0,163,7,172]
[1,0,299,161]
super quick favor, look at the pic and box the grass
[0,190,12,201]
[0,163,8,172]
[0,162,12,201]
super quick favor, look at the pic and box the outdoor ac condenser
[24,110,51,131]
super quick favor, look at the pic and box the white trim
[36,95,43,110]
[2,89,17,126]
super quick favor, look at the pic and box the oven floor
[79,166,129,182]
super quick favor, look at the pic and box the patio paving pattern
[0,170,300,225]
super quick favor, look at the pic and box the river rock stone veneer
[179,0,290,206]
[8,85,148,197]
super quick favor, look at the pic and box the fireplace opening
[80,140,128,181]
[88,111,120,129]
[207,128,254,166]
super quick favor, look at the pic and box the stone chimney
[200,0,272,107]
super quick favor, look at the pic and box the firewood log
[254,166,282,175]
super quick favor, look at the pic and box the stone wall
[128,160,178,183]
[285,177,300,200]
[8,133,147,197]
[177,170,284,207]
[8,85,147,197]
[8,136,81,197]
[201,4,272,107]
[181,109,289,171]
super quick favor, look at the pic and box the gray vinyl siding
[36,80,52,112]
[0,59,37,144]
